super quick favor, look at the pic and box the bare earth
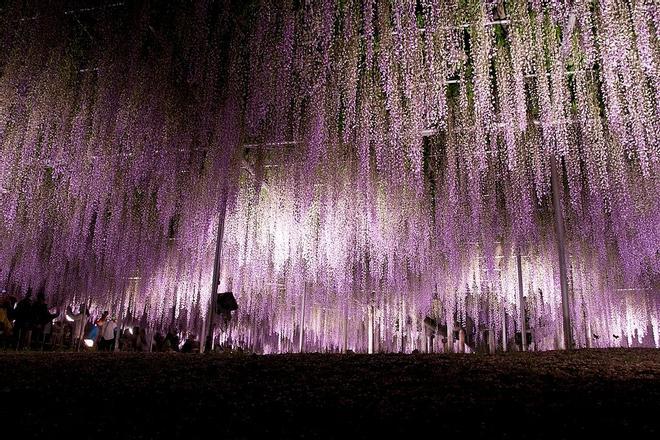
[1,348,658,439]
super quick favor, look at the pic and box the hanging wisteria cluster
[0,0,658,352]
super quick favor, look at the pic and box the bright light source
[65,314,74,322]
[128,327,134,335]
[83,339,94,347]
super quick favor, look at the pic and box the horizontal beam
[243,140,299,150]
[524,70,583,79]
[393,19,511,35]
[443,67,588,88]
[64,3,125,15]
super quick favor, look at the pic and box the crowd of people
[0,289,201,353]
[0,288,60,349]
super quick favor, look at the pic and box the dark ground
[1,349,658,439]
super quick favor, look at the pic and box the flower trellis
[0,1,657,351]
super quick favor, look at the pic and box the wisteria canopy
[0,0,658,352]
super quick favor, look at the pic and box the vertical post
[114,323,123,353]
[364,247,372,354]
[400,299,406,353]
[343,300,348,353]
[203,193,228,354]
[583,308,590,349]
[298,284,306,353]
[550,156,573,349]
[517,251,528,351]
[367,302,374,354]
[502,307,507,352]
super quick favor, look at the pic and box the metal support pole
[502,308,507,352]
[368,302,374,354]
[550,156,573,349]
[400,300,406,353]
[298,285,306,353]
[343,301,348,353]
[114,323,123,352]
[583,308,590,349]
[517,251,528,351]
[203,194,228,354]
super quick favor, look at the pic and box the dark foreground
[1,349,658,439]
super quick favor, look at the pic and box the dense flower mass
[0,1,658,351]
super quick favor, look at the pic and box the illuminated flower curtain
[0,1,658,350]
